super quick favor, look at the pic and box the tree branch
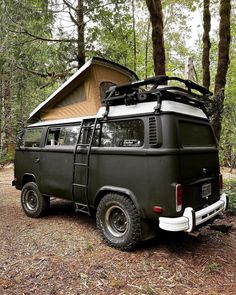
[7,28,77,43]
[16,65,71,79]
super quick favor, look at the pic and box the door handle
[35,157,40,163]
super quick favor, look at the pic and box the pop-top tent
[28,57,138,123]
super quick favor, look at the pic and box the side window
[46,125,80,146]
[100,120,144,147]
[46,127,60,145]
[63,126,80,145]
[23,128,43,147]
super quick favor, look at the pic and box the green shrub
[0,150,15,166]
[224,179,236,215]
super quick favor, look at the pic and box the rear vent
[149,117,158,146]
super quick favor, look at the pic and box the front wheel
[21,182,50,218]
[96,194,141,250]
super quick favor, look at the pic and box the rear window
[179,121,216,147]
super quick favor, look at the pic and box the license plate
[202,183,212,198]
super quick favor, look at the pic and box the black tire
[21,182,50,218]
[96,193,141,251]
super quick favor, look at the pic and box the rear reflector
[176,184,182,212]
[219,174,223,190]
[153,206,163,213]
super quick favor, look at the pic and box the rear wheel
[21,182,50,218]
[96,193,141,250]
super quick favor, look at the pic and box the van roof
[27,99,208,128]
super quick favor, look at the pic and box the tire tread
[96,193,141,251]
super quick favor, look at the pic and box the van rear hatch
[178,119,220,211]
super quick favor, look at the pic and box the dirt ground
[0,168,235,295]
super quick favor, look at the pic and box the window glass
[63,126,80,145]
[23,128,43,147]
[100,120,144,147]
[46,125,80,146]
[100,81,116,99]
[179,121,216,147]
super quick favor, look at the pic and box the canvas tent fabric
[28,57,138,122]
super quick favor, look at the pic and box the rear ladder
[72,118,98,215]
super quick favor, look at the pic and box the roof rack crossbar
[102,86,206,107]
[104,76,212,98]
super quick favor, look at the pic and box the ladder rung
[75,207,90,215]
[72,183,87,188]
[74,203,90,215]
[74,163,89,167]
[75,202,88,207]
[76,143,90,147]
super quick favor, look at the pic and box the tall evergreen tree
[145,0,166,76]
[202,0,211,89]
[212,0,231,142]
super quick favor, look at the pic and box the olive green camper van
[13,58,228,250]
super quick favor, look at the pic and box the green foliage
[224,178,236,215]
[220,11,236,167]
[163,0,198,77]
[0,0,69,164]
[86,0,135,70]
[0,150,15,166]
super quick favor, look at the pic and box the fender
[22,173,37,187]
[95,185,145,218]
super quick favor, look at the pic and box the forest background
[0,0,235,169]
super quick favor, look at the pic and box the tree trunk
[145,0,166,76]
[0,78,12,159]
[0,79,2,158]
[132,0,137,72]
[202,0,211,89]
[145,20,151,79]
[212,0,231,142]
[76,0,85,67]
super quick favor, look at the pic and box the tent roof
[28,57,138,122]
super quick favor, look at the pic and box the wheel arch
[94,186,145,218]
[22,173,37,187]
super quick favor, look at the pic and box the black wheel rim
[105,205,129,237]
[24,190,38,211]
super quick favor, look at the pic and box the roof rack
[102,76,212,117]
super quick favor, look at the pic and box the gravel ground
[0,168,236,295]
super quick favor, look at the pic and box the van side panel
[39,147,74,200]
[14,149,41,188]
[88,149,179,221]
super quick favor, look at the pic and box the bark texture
[76,0,85,67]
[131,0,137,72]
[202,0,211,89]
[212,0,231,142]
[0,78,12,158]
[63,0,86,67]
[145,0,166,76]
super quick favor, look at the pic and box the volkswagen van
[13,76,228,250]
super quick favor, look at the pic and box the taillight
[219,174,223,190]
[153,206,163,213]
[176,184,182,212]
